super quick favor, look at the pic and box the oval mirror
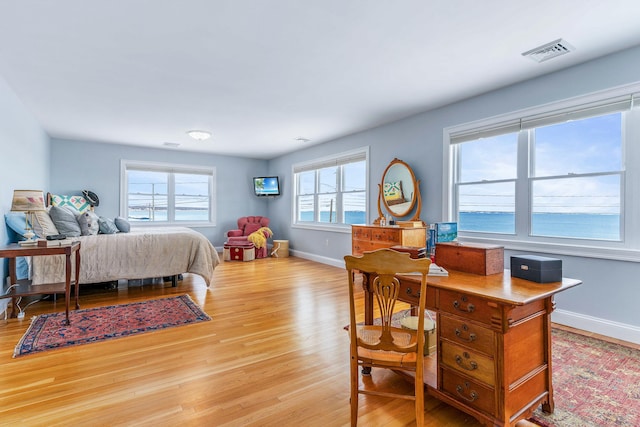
[378,158,422,222]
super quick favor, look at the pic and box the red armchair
[226,216,271,258]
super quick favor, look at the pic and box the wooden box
[435,242,504,275]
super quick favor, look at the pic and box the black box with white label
[510,255,562,283]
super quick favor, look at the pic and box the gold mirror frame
[377,158,422,222]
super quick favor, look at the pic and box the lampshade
[10,190,46,212]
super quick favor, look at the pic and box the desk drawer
[399,278,436,309]
[439,314,495,356]
[439,290,495,325]
[441,341,495,385]
[441,368,495,417]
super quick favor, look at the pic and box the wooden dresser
[351,225,426,255]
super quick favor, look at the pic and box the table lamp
[10,189,46,246]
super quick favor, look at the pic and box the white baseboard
[552,309,640,345]
[267,250,640,346]
[289,249,344,268]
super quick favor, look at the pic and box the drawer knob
[455,324,477,342]
[455,352,478,371]
[456,381,479,402]
[406,288,420,298]
[453,296,475,313]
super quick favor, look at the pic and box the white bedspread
[31,227,220,286]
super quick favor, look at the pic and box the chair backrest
[344,248,431,354]
[237,216,270,236]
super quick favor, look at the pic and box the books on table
[429,264,449,276]
[37,239,74,247]
[401,264,449,277]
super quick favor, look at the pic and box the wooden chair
[344,248,431,427]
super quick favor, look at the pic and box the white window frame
[443,83,640,262]
[120,160,217,227]
[292,147,369,232]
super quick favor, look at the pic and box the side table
[0,241,81,325]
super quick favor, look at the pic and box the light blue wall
[0,76,50,244]
[49,139,270,246]
[267,45,640,341]
[0,75,50,285]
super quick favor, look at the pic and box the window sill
[460,235,640,263]
[292,223,353,233]
[129,221,217,229]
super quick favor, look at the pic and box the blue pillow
[98,217,119,234]
[5,212,28,241]
[114,217,130,233]
[49,206,82,237]
[4,213,31,279]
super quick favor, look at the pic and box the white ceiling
[1,1,640,159]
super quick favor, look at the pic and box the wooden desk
[0,242,81,325]
[361,269,581,427]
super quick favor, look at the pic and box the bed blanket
[30,227,220,286]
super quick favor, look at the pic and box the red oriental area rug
[14,295,210,357]
[530,328,640,427]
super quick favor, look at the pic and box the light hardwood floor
[1,255,634,426]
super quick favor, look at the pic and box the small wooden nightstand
[0,241,81,325]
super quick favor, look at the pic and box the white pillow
[32,210,59,237]
[77,211,100,236]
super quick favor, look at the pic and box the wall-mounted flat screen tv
[253,176,280,197]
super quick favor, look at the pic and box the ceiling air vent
[522,39,574,63]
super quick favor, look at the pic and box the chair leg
[415,380,424,427]
[350,358,359,426]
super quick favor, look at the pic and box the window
[445,86,640,260]
[293,148,368,229]
[120,160,216,226]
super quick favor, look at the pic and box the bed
[30,226,220,286]
[5,192,220,287]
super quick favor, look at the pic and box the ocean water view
[460,212,620,240]
[129,209,209,222]
[298,211,366,223]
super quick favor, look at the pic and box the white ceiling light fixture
[522,39,575,63]
[187,130,212,141]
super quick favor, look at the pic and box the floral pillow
[383,181,405,205]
